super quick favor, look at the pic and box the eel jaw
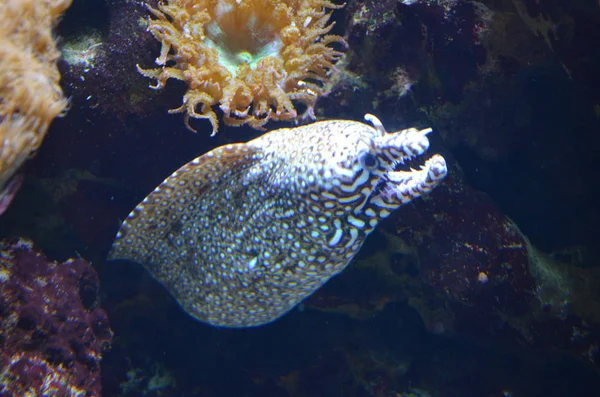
[379,154,447,205]
[365,114,447,210]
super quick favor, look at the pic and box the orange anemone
[138,0,347,135]
[0,0,70,201]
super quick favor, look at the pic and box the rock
[0,238,113,396]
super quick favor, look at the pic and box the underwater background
[1,0,600,396]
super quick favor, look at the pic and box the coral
[393,172,537,323]
[61,30,104,72]
[119,361,175,395]
[0,0,71,214]
[0,238,113,397]
[138,0,347,135]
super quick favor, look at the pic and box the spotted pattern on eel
[109,114,447,328]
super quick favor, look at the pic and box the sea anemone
[138,0,347,135]
[0,0,71,214]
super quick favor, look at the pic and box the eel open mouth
[363,114,447,208]
[377,154,447,205]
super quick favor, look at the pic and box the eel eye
[362,153,378,169]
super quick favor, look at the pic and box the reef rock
[0,238,112,397]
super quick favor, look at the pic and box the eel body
[109,115,447,327]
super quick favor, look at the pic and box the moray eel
[109,115,447,327]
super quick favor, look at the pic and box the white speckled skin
[109,115,447,327]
